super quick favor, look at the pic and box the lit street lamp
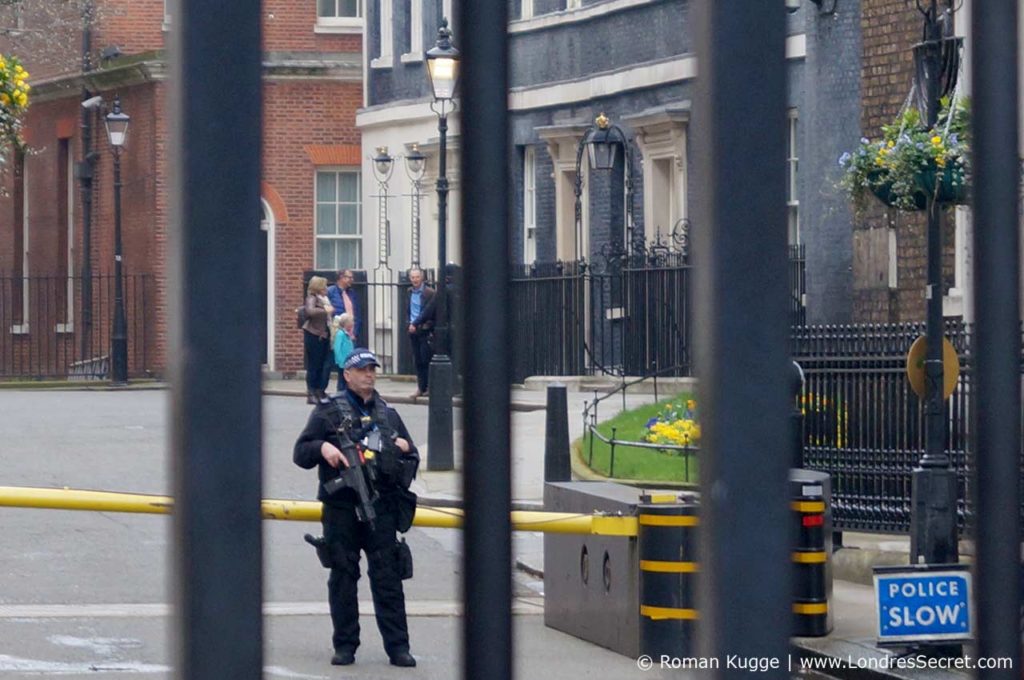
[425,19,459,471]
[106,96,130,385]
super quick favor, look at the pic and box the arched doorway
[260,199,276,369]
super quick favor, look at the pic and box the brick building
[0,0,363,377]
[849,0,966,324]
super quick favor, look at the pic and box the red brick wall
[0,1,83,81]
[0,0,364,377]
[853,0,957,324]
[264,0,362,53]
[264,79,363,372]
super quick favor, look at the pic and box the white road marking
[0,654,170,674]
[0,656,332,678]
[48,635,143,656]
[0,597,545,619]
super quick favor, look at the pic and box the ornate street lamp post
[105,96,130,385]
[404,143,426,268]
[910,0,961,575]
[372,146,394,267]
[424,19,460,470]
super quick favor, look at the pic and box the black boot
[389,651,416,667]
[331,648,355,666]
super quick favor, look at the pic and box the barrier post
[790,470,833,637]
[544,383,571,482]
[638,499,699,658]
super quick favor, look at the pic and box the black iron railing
[792,320,1001,534]
[0,273,155,380]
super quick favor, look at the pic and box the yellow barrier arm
[0,487,637,537]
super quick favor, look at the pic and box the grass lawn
[579,392,699,483]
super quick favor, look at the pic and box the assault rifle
[322,417,388,528]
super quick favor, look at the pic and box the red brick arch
[260,181,289,225]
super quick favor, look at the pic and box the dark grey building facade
[357,0,861,337]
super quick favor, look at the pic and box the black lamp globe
[425,19,460,102]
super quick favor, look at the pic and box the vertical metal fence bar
[458,1,512,680]
[693,1,789,674]
[970,3,1021,676]
[169,0,263,677]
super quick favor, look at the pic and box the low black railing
[792,320,1009,534]
[0,273,155,380]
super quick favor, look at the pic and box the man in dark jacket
[293,348,419,668]
[405,268,435,397]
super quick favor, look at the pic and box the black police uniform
[293,387,419,661]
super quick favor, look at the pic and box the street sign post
[873,564,973,646]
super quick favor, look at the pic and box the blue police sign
[873,565,973,645]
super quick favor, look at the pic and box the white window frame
[315,0,364,34]
[11,157,29,334]
[162,0,171,30]
[520,0,534,19]
[315,168,363,271]
[523,146,537,263]
[401,0,424,63]
[566,0,583,9]
[371,0,394,69]
[787,109,800,245]
[56,144,74,334]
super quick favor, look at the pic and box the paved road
[0,390,661,679]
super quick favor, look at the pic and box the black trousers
[303,332,331,392]
[322,502,409,656]
[409,332,432,393]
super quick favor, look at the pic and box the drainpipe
[77,0,95,357]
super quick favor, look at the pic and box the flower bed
[644,397,700,450]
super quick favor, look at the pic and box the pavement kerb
[0,379,165,391]
[262,387,546,412]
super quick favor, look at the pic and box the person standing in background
[405,268,435,398]
[302,276,334,403]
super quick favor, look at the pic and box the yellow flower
[931,135,942,145]
[1,93,10,105]
[686,399,696,410]
[887,140,895,148]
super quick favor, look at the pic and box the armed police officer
[293,348,419,668]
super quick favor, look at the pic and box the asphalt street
[0,390,656,679]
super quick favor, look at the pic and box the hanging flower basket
[840,98,969,213]
[0,54,30,155]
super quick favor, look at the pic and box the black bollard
[544,383,571,482]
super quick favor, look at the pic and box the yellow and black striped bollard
[790,471,832,636]
[638,498,699,657]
